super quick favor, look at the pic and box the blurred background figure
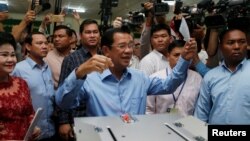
[129,38,141,69]
[0,3,9,23]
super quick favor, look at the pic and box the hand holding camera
[24,10,36,24]
[112,17,122,28]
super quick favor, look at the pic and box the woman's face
[0,44,16,76]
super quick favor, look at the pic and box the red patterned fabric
[0,76,34,140]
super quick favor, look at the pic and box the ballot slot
[107,126,117,141]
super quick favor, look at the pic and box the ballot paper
[24,108,43,141]
[179,17,191,41]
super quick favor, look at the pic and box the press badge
[167,104,179,113]
[166,107,179,114]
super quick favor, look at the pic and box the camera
[122,12,145,32]
[154,1,169,16]
[63,8,75,14]
[204,0,250,29]
[31,0,51,14]
[141,0,169,16]
[182,6,206,26]
[174,0,208,32]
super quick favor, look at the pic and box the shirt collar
[152,49,167,59]
[222,58,247,73]
[100,68,132,81]
[80,45,102,55]
[26,57,48,69]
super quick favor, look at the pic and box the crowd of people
[1,1,250,141]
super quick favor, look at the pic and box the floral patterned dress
[0,76,34,140]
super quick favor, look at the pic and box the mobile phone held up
[63,8,75,14]
[49,15,64,23]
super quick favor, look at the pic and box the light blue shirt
[194,58,250,124]
[56,57,190,117]
[12,57,55,139]
[195,61,210,77]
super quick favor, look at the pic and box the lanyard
[166,68,187,108]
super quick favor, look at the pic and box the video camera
[141,0,170,16]
[122,11,145,32]
[31,0,51,14]
[174,0,210,32]
[204,0,250,30]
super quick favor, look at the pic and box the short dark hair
[150,23,171,37]
[53,25,73,37]
[101,27,131,49]
[79,19,99,34]
[24,32,45,45]
[0,32,16,50]
[219,28,247,44]
[167,40,186,53]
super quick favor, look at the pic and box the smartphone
[50,15,64,22]
[67,8,74,14]
[64,8,75,14]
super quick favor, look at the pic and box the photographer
[140,1,168,58]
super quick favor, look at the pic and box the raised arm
[56,55,113,109]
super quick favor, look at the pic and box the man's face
[133,39,141,59]
[220,29,247,65]
[168,47,183,69]
[151,29,171,53]
[53,29,72,51]
[27,34,48,60]
[80,24,100,47]
[105,32,133,70]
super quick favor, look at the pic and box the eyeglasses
[134,43,140,49]
[111,42,135,50]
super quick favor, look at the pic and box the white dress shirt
[146,65,202,116]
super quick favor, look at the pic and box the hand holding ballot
[76,54,114,79]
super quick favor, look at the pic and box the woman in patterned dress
[0,32,39,140]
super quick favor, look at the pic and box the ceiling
[4,0,212,20]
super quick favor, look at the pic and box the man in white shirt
[147,40,202,116]
[139,23,171,75]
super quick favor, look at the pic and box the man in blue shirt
[12,32,57,140]
[194,28,250,124]
[56,27,197,117]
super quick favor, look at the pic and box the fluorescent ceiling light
[162,0,176,6]
[75,8,85,13]
[66,6,86,13]
[0,0,8,5]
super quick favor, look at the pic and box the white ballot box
[74,114,207,141]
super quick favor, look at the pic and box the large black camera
[204,0,250,29]
[31,0,51,13]
[174,0,208,32]
[122,11,145,32]
[154,0,170,16]
[141,0,169,16]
